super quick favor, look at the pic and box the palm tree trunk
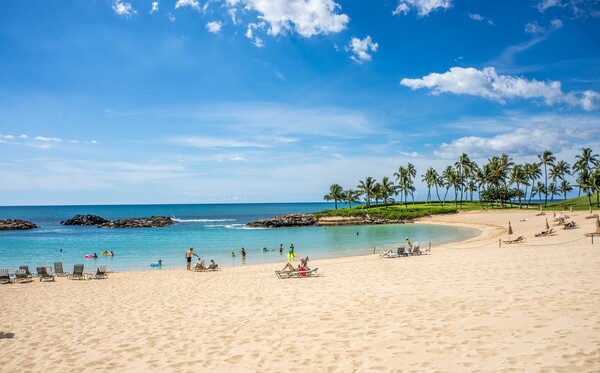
[435,185,441,203]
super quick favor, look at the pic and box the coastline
[1,209,599,372]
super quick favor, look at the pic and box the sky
[1,0,599,205]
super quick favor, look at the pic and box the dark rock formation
[246,213,317,228]
[0,219,39,230]
[247,214,406,228]
[61,214,110,226]
[97,216,174,228]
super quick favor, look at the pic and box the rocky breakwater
[246,213,317,228]
[0,219,39,230]
[246,213,406,228]
[61,214,110,226]
[97,216,175,229]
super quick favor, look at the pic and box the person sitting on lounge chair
[207,259,218,270]
[195,258,207,271]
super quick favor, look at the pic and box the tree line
[324,148,600,210]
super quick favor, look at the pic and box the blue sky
[1,0,599,205]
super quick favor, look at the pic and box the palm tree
[422,167,439,203]
[525,162,542,207]
[357,177,376,208]
[393,166,407,205]
[557,179,573,202]
[342,189,361,208]
[538,150,556,207]
[574,147,599,197]
[547,183,559,203]
[379,177,396,206]
[441,166,454,205]
[323,183,344,210]
[456,153,471,207]
[406,163,417,204]
[532,181,546,208]
[510,164,528,208]
[372,182,382,207]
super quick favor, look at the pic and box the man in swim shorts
[185,248,198,270]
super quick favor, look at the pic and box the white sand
[1,209,599,372]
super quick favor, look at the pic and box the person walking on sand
[185,248,198,270]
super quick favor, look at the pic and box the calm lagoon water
[0,203,479,272]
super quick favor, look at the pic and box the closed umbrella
[545,218,550,230]
[596,215,600,228]
[570,205,573,212]
[553,211,556,217]
[508,222,513,236]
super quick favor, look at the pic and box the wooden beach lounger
[535,228,556,237]
[275,267,318,279]
[68,264,89,280]
[54,262,69,277]
[502,236,525,244]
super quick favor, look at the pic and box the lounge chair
[380,251,399,258]
[535,228,556,237]
[275,267,319,279]
[54,262,69,277]
[502,236,525,244]
[563,221,578,230]
[19,265,32,277]
[14,269,33,283]
[584,227,600,237]
[68,264,89,280]
[0,268,12,284]
[37,266,55,282]
[92,265,108,279]
[418,242,432,255]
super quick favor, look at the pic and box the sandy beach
[1,209,599,372]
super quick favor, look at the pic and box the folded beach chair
[92,265,108,279]
[37,266,55,282]
[275,267,319,279]
[14,269,33,283]
[54,262,69,277]
[0,268,12,284]
[68,264,89,280]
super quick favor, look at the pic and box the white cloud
[226,0,349,38]
[467,13,483,21]
[1,135,15,140]
[168,13,176,22]
[246,22,265,47]
[19,134,28,139]
[35,136,62,142]
[400,66,600,111]
[112,0,137,17]
[175,0,201,11]
[525,19,562,34]
[151,1,159,14]
[536,0,564,12]
[347,36,378,63]
[393,0,452,17]
[206,21,223,34]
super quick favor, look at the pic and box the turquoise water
[0,203,479,272]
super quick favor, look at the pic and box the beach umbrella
[570,205,573,212]
[553,211,556,217]
[508,222,513,236]
[545,218,550,230]
[596,215,600,228]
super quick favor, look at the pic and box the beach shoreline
[1,209,599,372]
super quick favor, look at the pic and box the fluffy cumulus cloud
[400,66,600,111]
[206,21,223,33]
[347,36,378,63]
[433,126,567,159]
[151,1,159,13]
[175,0,201,11]
[112,0,137,17]
[226,0,349,38]
[393,0,452,17]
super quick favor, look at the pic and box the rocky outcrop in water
[61,214,110,226]
[246,214,405,228]
[0,219,39,230]
[97,216,174,228]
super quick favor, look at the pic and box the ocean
[0,203,479,272]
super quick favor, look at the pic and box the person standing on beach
[185,248,198,270]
